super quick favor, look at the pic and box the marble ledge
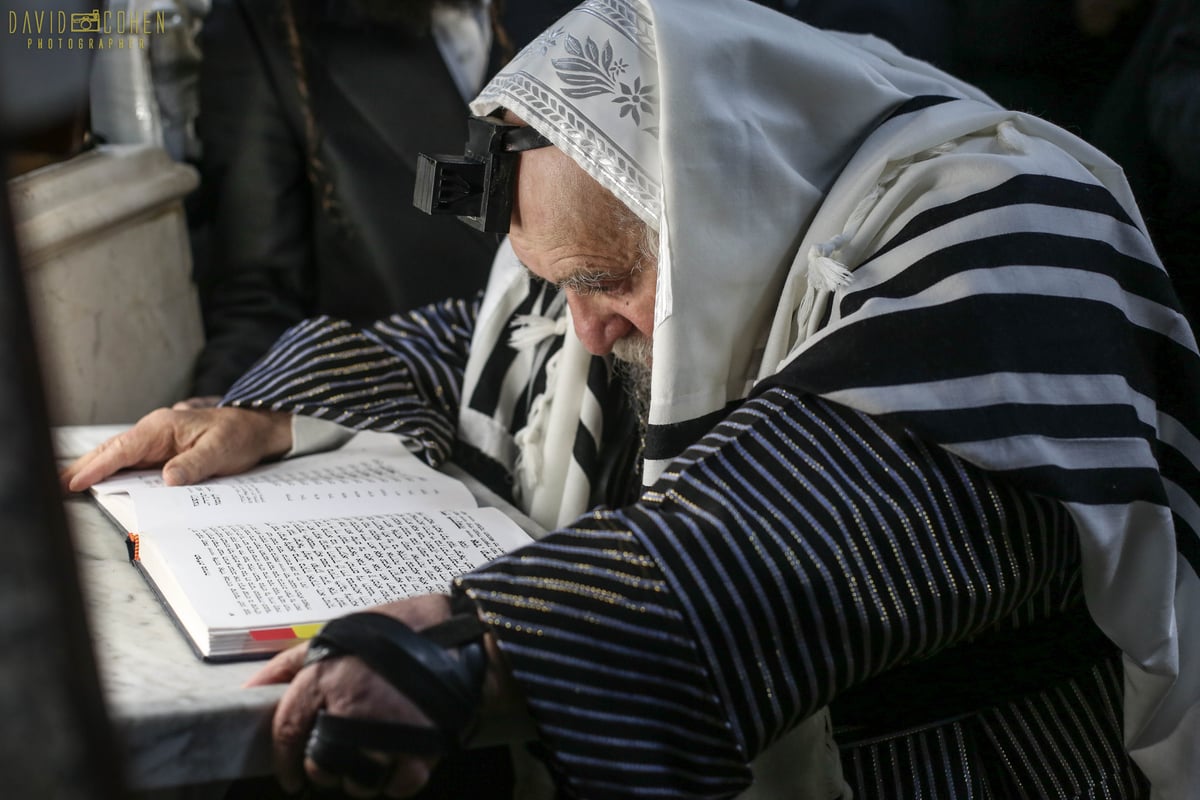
[66,497,280,789]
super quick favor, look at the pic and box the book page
[146,507,529,630]
[94,449,477,529]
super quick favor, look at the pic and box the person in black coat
[1089,0,1200,327]
[185,0,578,402]
[759,0,952,66]
[949,0,1148,136]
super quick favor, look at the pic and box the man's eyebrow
[558,268,622,293]
[517,260,622,292]
[517,260,549,287]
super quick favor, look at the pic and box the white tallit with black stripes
[455,0,1200,793]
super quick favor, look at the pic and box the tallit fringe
[508,313,570,502]
[512,348,562,504]
[996,120,1026,154]
[807,240,855,292]
[509,313,569,350]
[799,140,959,324]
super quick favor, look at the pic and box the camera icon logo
[70,11,100,33]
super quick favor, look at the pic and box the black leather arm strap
[305,712,445,790]
[301,606,488,787]
[305,611,486,732]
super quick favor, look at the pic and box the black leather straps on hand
[302,608,489,785]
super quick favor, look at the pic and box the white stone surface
[10,145,203,425]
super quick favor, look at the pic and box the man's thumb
[163,448,218,485]
[162,459,192,486]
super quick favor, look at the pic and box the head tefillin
[414,114,553,234]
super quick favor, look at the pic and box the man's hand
[60,406,293,492]
[172,395,223,410]
[248,594,523,798]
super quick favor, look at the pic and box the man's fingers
[244,644,308,688]
[162,425,258,486]
[302,739,432,799]
[60,407,286,492]
[161,451,209,487]
[272,663,327,794]
[61,437,125,492]
[318,662,440,799]
[63,425,165,492]
[383,758,433,798]
[304,759,343,790]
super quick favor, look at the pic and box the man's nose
[567,294,633,356]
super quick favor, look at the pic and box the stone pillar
[9,144,203,424]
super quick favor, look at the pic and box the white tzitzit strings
[797,139,960,331]
[507,312,570,502]
[508,313,568,351]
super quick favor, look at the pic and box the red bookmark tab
[250,627,297,642]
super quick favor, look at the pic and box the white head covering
[460,1,1200,794]
[472,0,993,481]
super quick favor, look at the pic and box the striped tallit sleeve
[455,387,1083,799]
[221,296,480,466]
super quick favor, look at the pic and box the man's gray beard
[612,335,652,436]
[611,332,652,368]
[614,358,651,438]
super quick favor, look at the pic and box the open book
[83,436,532,661]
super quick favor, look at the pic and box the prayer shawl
[454,0,1200,794]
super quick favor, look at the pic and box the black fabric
[222,744,515,800]
[1089,0,1200,329]
[453,440,518,504]
[950,0,1147,136]
[191,0,498,395]
[754,0,953,66]
[831,605,1118,739]
[883,94,956,120]
[643,403,738,463]
[490,0,584,71]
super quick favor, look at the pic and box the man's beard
[612,333,652,437]
[611,331,651,368]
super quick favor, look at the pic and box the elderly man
[65,0,1200,798]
